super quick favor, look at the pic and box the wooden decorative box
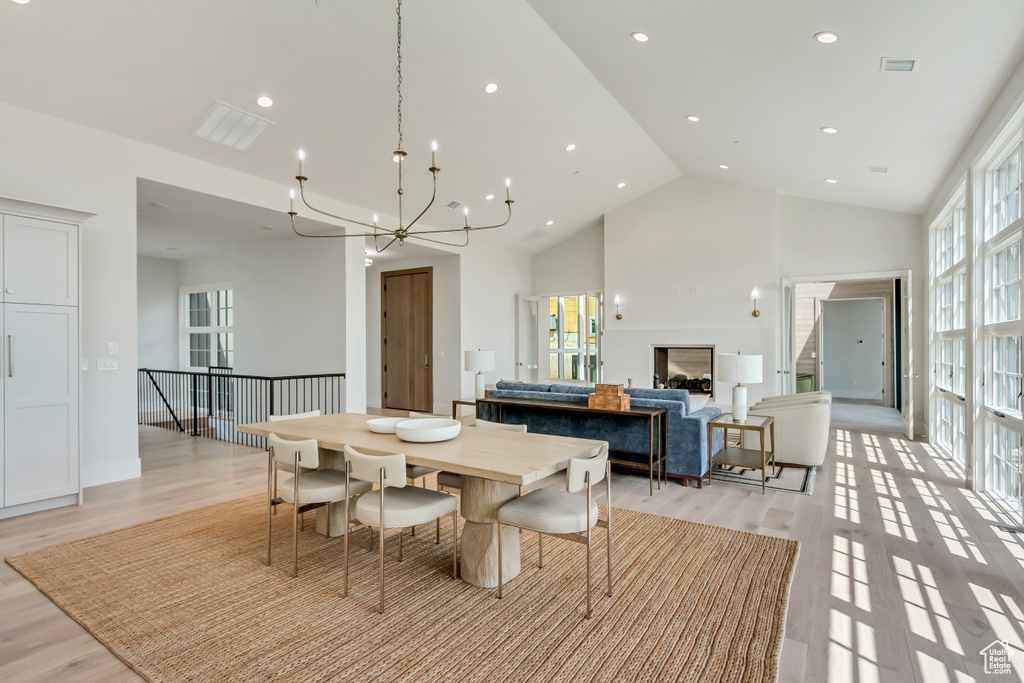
[589,384,630,410]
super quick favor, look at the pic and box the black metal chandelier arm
[401,171,439,233]
[297,182,385,232]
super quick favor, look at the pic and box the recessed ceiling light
[565,143,576,152]
[821,126,838,134]
[718,164,729,170]
[631,32,649,42]
[483,83,498,94]
[485,194,494,200]
[814,31,838,44]
[686,115,700,122]
[546,220,554,226]
[10,0,31,4]
[825,178,838,184]
[617,182,626,189]
[260,226,274,231]
[256,95,273,108]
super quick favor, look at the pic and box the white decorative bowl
[395,418,462,443]
[366,417,408,434]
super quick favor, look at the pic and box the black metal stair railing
[137,368,346,448]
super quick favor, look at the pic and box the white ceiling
[4,1,1024,257]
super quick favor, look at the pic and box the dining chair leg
[538,532,543,569]
[368,527,373,551]
[436,517,441,544]
[399,527,404,562]
[266,453,273,567]
[585,526,592,619]
[606,468,613,598]
[451,511,457,578]
[496,521,503,599]
[292,501,299,579]
[378,524,385,614]
[343,473,350,598]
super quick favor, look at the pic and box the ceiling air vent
[880,58,918,73]
[445,200,463,210]
[867,166,889,173]
[519,228,550,244]
[191,101,273,151]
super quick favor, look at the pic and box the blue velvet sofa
[478,381,723,487]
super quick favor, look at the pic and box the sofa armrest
[759,391,832,405]
[741,401,831,466]
[667,406,723,479]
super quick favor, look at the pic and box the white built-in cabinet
[0,208,83,518]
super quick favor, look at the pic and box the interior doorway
[821,298,885,402]
[785,272,913,437]
[381,267,432,412]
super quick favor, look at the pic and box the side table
[452,398,477,419]
[706,413,776,493]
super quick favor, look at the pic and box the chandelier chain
[396,0,403,151]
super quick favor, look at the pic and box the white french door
[902,270,915,440]
[515,295,545,383]
[780,278,796,394]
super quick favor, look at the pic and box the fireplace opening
[653,346,714,398]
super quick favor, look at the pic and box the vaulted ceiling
[3,1,1024,255]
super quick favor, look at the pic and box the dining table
[237,413,608,588]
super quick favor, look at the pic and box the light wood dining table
[237,413,608,588]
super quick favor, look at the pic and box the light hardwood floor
[1,420,1023,682]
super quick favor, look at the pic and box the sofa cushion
[495,380,550,393]
[625,387,690,414]
[488,389,573,402]
[549,384,595,395]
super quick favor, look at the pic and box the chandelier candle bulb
[506,178,511,201]
[431,140,437,168]
[289,189,295,213]
[464,206,469,227]
[298,149,305,177]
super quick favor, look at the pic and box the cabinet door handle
[7,335,11,378]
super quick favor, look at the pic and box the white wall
[603,175,779,408]
[365,253,462,414]
[822,298,884,400]
[137,256,178,369]
[776,195,927,432]
[532,220,604,294]
[460,244,533,398]
[0,101,370,487]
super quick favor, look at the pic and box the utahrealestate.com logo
[980,640,1020,676]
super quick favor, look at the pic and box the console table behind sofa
[478,396,666,496]
[479,382,723,488]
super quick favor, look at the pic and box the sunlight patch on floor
[828,608,880,683]
[831,536,871,612]
[888,436,925,472]
[968,583,1024,678]
[878,496,916,541]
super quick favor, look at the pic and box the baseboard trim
[82,458,142,488]
[0,493,79,519]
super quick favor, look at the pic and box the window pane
[189,333,210,368]
[189,292,211,327]
[549,353,558,379]
[990,240,1022,323]
[562,296,579,349]
[989,336,1023,412]
[989,422,1023,512]
[549,298,558,349]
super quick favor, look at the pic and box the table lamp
[717,352,762,421]
[465,350,495,400]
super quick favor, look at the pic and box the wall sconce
[750,287,760,317]
[365,257,373,267]
[614,294,622,320]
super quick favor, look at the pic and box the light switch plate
[80,358,88,371]
[108,342,119,356]
[97,357,118,371]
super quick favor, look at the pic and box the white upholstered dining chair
[268,410,321,514]
[266,432,371,578]
[342,444,459,614]
[433,418,528,543]
[496,446,612,619]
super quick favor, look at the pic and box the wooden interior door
[381,267,432,412]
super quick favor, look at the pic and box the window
[992,143,1022,239]
[988,335,1022,415]
[937,280,953,332]
[182,285,233,370]
[990,239,1021,323]
[953,270,967,330]
[937,339,954,391]
[547,294,599,383]
[989,421,1022,513]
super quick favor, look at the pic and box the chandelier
[287,0,514,252]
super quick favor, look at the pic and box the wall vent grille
[519,228,550,244]
[880,58,918,73]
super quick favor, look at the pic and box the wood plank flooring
[1,421,1022,682]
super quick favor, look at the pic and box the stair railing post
[191,372,199,436]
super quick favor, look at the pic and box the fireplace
[653,346,714,397]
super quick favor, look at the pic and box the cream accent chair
[496,445,612,619]
[266,433,372,577]
[342,445,458,614]
[740,394,831,467]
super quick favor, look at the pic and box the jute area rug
[7,496,798,682]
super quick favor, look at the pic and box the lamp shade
[465,350,495,372]
[717,353,762,385]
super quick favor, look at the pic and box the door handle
[424,354,429,369]
[7,335,11,378]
